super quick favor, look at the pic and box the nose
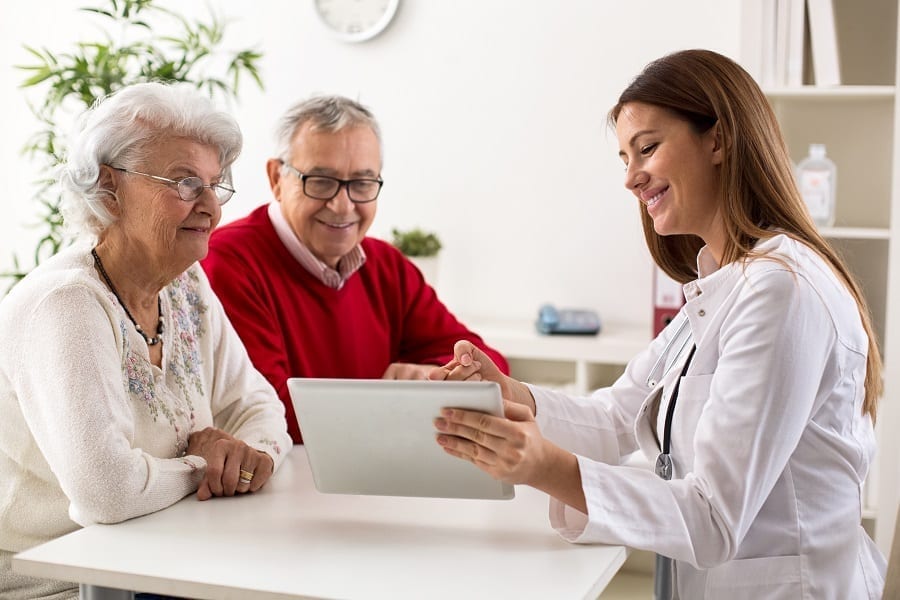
[326,183,355,215]
[194,186,220,216]
[624,162,648,192]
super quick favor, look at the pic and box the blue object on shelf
[536,304,601,335]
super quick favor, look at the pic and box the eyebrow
[166,164,225,178]
[305,166,380,178]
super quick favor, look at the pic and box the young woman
[431,49,886,599]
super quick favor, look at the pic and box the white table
[13,448,627,599]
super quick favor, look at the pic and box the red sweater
[201,205,509,442]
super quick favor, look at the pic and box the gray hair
[59,81,243,241]
[273,95,382,164]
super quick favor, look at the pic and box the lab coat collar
[682,234,787,343]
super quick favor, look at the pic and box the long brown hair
[609,49,881,421]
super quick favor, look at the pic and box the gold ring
[239,468,254,482]
[239,476,252,485]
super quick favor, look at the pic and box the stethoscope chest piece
[655,453,673,481]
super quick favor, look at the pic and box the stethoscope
[646,315,692,388]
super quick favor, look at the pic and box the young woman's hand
[428,340,536,414]
[434,400,586,512]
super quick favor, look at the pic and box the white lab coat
[533,234,886,599]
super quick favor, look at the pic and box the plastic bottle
[796,143,837,227]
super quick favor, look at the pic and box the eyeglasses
[280,160,383,204]
[110,167,235,205]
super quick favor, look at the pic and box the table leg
[79,583,134,600]
[654,553,672,600]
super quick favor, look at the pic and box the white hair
[273,94,382,164]
[58,81,242,242]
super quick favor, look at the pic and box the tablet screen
[288,378,515,500]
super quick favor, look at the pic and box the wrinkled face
[268,123,381,268]
[616,101,725,257]
[110,137,224,272]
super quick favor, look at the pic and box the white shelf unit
[742,0,900,555]
[464,318,650,394]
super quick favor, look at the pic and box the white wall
[0,0,741,328]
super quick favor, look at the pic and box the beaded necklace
[91,248,164,346]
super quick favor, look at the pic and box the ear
[708,122,724,166]
[97,165,122,216]
[266,158,285,202]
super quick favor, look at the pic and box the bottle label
[799,168,832,222]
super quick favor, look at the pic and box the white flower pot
[409,255,440,288]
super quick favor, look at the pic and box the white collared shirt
[266,202,366,290]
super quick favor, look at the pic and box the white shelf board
[765,85,895,100]
[464,317,650,365]
[820,226,892,240]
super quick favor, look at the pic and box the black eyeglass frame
[279,160,383,204]
[109,166,235,205]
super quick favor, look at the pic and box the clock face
[314,0,400,43]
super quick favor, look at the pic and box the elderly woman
[0,82,292,599]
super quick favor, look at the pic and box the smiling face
[268,122,381,268]
[110,137,223,275]
[616,101,726,260]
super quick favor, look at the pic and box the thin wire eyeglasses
[280,160,383,204]
[110,167,235,205]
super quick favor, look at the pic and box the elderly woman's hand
[186,427,275,500]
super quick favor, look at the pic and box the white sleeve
[195,267,292,468]
[532,314,687,463]
[12,283,204,526]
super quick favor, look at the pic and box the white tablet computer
[287,378,515,500]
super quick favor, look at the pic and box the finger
[428,358,461,381]
[204,446,227,497]
[454,341,501,376]
[225,445,255,496]
[427,364,451,381]
[439,407,510,438]
[436,433,498,465]
[236,452,261,493]
[443,360,482,381]
[381,364,399,380]
[196,478,212,501]
[434,416,503,450]
[503,399,535,422]
[453,340,478,366]
[249,453,274,492]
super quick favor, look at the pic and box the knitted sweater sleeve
[193,266,292,464]
[11,282,206,526]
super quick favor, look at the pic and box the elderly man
[202,95,508,443]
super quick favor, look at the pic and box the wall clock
[314,0,400,43]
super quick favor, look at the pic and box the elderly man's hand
[382,362,434,380]
[187,427,275,500]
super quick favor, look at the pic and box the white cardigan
[534,234,885,599]
[0,243,292,599]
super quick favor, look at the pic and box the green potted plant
[3,0,263,292]
[391,227,442,257]
[391,227,442,285]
